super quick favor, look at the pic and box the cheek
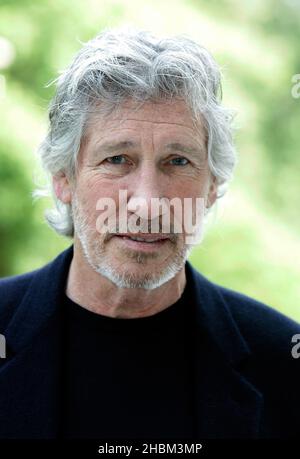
[168,181,208,234]
[76,177,122,229]
[77,175,120,205]
[169,178,208,200]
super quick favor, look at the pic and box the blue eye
[106,155,127,164]
[170,157,189,166]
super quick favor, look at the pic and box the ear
[206,174,218,209]
[52,172,72,204]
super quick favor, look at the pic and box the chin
[91,252,186,290]
[97,268,177,290]
[78,232,188,289]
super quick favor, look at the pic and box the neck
[65,242,187,319]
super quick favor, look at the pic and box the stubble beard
[71,195,191,290]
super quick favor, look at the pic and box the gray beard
[71,196,190,290]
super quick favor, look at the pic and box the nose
[127,162,167,221]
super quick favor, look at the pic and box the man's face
[70,98,216,289]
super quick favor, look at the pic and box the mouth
[113,233,172,252]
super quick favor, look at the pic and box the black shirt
[61,282,196,439]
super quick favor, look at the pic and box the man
[0,27,299,439]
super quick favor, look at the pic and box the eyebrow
[96,140,137,154]
[165,142,205,157]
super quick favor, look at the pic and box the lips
[116,233,170,243]
[112,233,172,252]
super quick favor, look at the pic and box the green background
[0,0,299,321]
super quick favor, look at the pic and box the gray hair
[35,26,237,237]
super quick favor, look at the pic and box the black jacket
[0,245,299,438]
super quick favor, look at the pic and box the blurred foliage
[0,0,299,321]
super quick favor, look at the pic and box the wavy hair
[35,27,237,237]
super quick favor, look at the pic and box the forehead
[106,98,193,124]
[84,98,206,143]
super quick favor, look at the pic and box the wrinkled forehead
[82,97,207,148]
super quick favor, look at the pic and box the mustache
[103,220,179,243]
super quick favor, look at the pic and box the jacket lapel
[0,246,74,438]
[186,263,263,438]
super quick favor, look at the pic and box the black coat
[0,245,299,438]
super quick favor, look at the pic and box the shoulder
[190,265,300,413]
[188,262,300,357]
[0,246,73,332]
[0,269,39,331]
[217,283,300,354]
[214,282,300,431]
